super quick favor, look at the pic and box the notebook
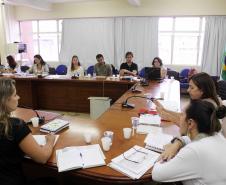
[40,119,69,133]
[139,114,161,126]
[56,144,106,172]
[108,145,160,179]
[144,132,173,153]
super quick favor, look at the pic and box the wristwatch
[170,137,185,147]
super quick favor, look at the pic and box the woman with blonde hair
[68,55,84,77]
[0,78,55,185]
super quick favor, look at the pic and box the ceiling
[4,0,140,11]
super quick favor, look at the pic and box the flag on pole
[221,46,226,80]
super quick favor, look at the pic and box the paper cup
[101,137,111,151]
[83,132,92,144]
[31,117,39,127]
[103,131,114,143]
[123,128,132,139]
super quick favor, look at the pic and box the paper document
[136,125,163,134]
[144,132,173,153]
[108,145,160,179]
[139,114,161,126]
[33,135,59,146]
[56,144,106,172]
[158,100,179,112]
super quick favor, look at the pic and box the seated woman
[0,78,55,185]
[152,100,226,184]
[152,57,167,78]
[154,72,222,124]
[6,55,19,73]
[68,55,84,77]
[29,54,49,74]
[119,51,138,76]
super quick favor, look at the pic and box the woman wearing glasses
[152,100,226,184]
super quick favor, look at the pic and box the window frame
[158,16,205,66]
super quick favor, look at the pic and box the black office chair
[167,70,179,81]
[218,80,226,100]
[49,67,56,75]
[20,65,30,72]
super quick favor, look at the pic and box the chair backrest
[87,65,94,75]
[167,70,179,81]
[138,67,145,78]
[55,65,67,75]
[111,64,119,75]
[218,80,226,100]
[20,65,30,72]
[179,68,190,78]
[49,67,56,75]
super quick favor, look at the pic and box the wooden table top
[13,79,180,184]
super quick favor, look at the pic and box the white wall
[15,0,226,21]
[1,0,225,70]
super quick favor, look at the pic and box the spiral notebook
[40,119,69,133]
[144,132,173,153]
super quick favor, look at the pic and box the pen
[80,152,84,167]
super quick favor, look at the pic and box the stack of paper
[157,100,179,112]
[108,145,160,179]
[40,119,69,133]
[139,114,161,126]
[144,132,173,153]
[136,125,163,134]
[56,144,106,172]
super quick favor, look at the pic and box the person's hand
[46,133,56,145]
[153,100,166,118]
[157,141,182,162]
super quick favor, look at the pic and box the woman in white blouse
[29,54,49,74]
[68,55,84,77]
[152,100,226,185]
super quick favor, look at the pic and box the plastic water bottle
[93,72,96,78]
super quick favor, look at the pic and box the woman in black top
[0,78,55,185]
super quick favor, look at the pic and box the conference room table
[9,74,135,112]
[13,78,180,185]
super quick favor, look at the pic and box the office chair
[87,65,94,75]
[55,65,67,75]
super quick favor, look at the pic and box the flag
[221,46,226,80]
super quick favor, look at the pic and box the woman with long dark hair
[6,55,19,73]
[29,54,49,74]
[155,72,222,124]
[153,100,226,184]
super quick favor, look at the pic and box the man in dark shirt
[119,51,138,76]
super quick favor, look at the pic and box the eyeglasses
[123,147,148,164]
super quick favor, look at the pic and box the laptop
[144,67,162,80]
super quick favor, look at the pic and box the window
[158,17,205,66]
[20,20,62,63]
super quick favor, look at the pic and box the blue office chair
[138,67,145,78]
[55,65,67,75]
[179,68,190,94]
[87,65,94,75]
